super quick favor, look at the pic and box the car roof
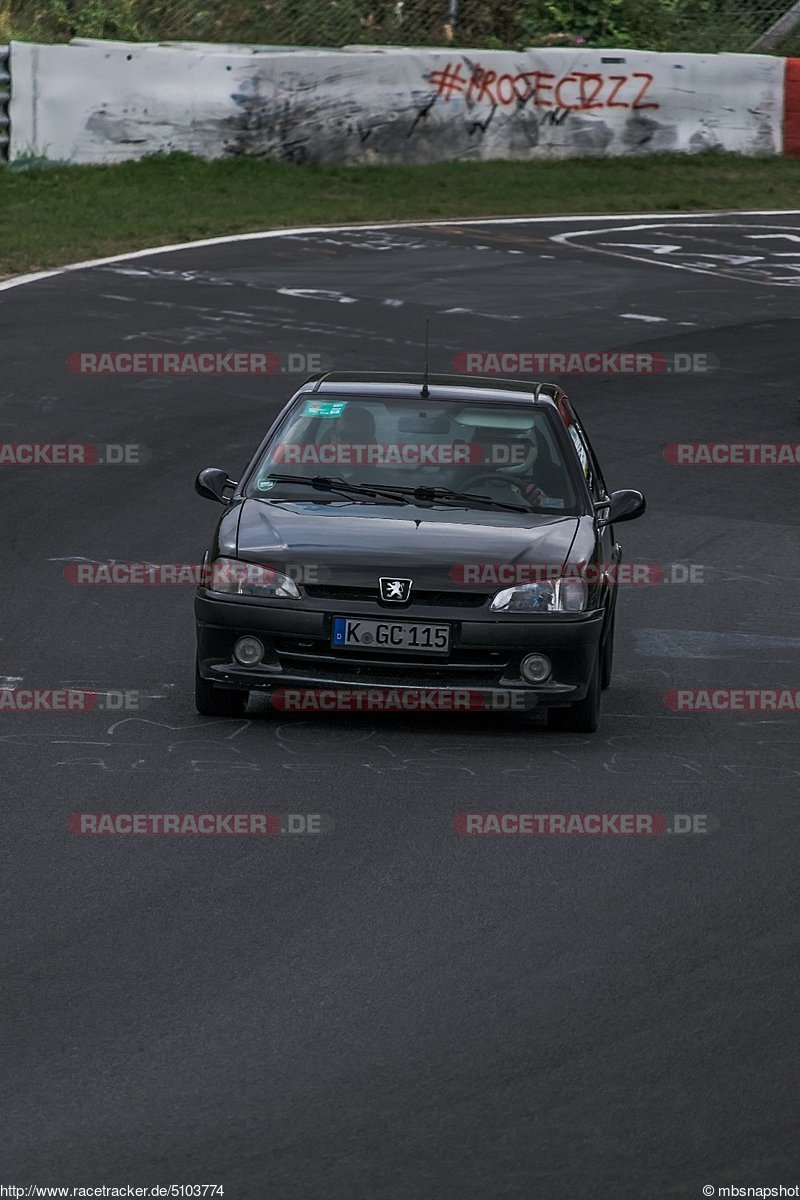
[302,372,566,408]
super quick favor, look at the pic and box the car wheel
[195,659,249,717]
[601,610,615,691]
[548,656,601,733]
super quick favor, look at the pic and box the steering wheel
[463,471,528,500]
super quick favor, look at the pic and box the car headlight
[490,577,587,613]
[207,556,301,599]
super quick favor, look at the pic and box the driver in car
[467,428,564,507]
[505,435,548,505]
[321,405,378,471]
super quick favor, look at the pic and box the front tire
[548,656,601,733]
[601,610,615,691]
[195,660,249,717]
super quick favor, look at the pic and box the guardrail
[4,41,799,164]
[0,46,9,161]
[7,42,789,165]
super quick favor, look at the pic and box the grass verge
[2,151,800,277]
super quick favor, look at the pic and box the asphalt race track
[3,212,800,1198]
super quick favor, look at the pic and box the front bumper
[195,590,606,710]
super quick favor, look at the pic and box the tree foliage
[7,0,794,52]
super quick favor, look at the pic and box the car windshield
[246,395,581,514]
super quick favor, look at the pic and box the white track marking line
[3,209,800,293]
[551,220,800,287]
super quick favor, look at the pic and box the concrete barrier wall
[8,40,792,165]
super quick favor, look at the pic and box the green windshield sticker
[305,400,347,417]
[257,477,276,491]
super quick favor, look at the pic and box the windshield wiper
[258,473,410,506]
[349,482,531,513]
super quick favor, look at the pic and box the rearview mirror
[397,415,452,434]
[195,467,236,504]
[595,489,646,528]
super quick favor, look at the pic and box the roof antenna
[421,319,430,398]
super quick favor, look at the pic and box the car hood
[233,498,579,588]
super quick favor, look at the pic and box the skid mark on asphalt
[277,287,358,304]
[619,312,669,322]
[633,627,800,658]
[440,306,521,322]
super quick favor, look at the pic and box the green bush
[6,0,793,51]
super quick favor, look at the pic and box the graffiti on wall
[428,61,659,112]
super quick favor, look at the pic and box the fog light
[521,653,551,683]
[234,636,264,666]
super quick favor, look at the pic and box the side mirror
[595,489,646,528]
[195,467,237,504]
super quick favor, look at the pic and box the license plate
[332,617,450,655]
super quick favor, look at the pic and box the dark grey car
[194,373,645,731]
